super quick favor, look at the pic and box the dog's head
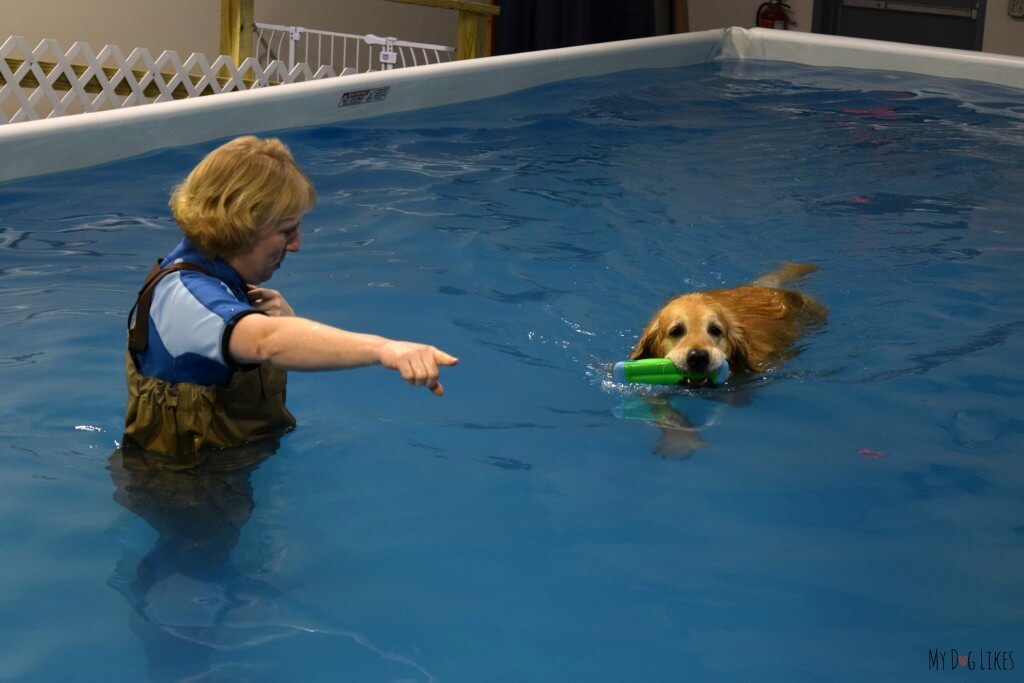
[629,286,817,375]
[628,293,741,378]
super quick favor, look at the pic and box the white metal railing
[0,35,335,124]
[253,23,455,76]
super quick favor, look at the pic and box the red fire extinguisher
[756,0,793,29]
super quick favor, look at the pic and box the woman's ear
[629,319,661,359]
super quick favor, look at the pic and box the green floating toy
[613,358,730,387]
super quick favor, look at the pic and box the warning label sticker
[338,86,390,108]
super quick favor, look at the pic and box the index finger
[433,349,459,366]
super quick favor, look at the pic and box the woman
[124,136,457,459]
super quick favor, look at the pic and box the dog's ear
[709,288,797,372]
[722,312,754,373]
[629,318,661,359]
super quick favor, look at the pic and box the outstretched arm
[229,313,458,396]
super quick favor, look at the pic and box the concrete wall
[983,1,1024,54]
[4,0,458,58]
[686,0,1024,58]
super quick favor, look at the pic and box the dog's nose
[687,349,710,373]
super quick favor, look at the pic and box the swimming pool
[2,52,1023,681]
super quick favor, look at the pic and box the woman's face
[227,215,302,284]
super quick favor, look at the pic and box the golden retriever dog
[630,262,827,380]
[627,263,827,456]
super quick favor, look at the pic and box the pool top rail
[1,27,1023,183]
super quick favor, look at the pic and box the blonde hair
[169,136,317,256]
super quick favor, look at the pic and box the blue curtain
[493,0,656,55]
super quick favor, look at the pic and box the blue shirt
[135,239,257,386]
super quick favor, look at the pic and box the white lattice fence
[0,35,334,124]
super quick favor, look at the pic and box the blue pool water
[1,58,1023,681]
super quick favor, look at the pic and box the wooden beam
[386,0,499,59]
[220,0,254,62]
[388,0,498,16]
[672,0,689,33]
[457,9,490,59]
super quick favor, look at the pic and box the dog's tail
[750,262,819,288]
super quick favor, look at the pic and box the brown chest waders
[122,260,296,460]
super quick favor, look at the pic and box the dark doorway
[492,0,657,55]
[813,0,986,51]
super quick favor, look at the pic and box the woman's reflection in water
[108,442,439,681]
[108,440,284,680]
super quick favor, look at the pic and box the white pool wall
[2,27,1023,183]
[732,28,1024,88]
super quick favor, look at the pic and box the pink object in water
[842,107,897,120]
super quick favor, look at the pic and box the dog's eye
[668,324,685,338]
[708,323,723,338]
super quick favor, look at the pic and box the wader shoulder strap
[128,259,216,354]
